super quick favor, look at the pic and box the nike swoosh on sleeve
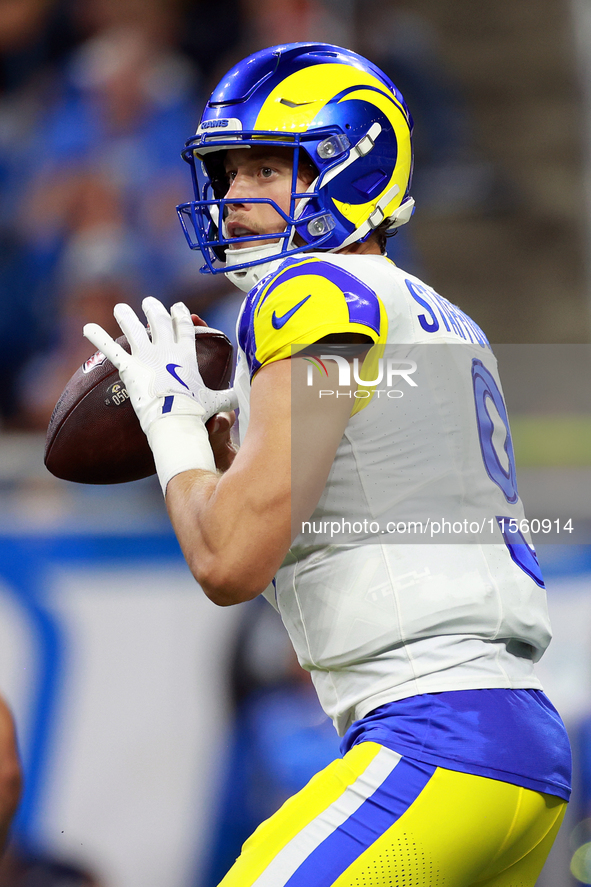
[166,363,190,389]
[271,295,312,329]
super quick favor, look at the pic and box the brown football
[44,328,234,484]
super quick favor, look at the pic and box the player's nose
[224,173,250,207]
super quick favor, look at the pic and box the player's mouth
[225,220,260,242]
[225,219,281,251]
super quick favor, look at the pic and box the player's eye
[226,170,237,182]
[260,167,275,178]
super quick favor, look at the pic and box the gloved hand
[84,297,238,493]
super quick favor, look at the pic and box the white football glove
[83,297,238,493]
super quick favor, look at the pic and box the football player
[85,43,571,886]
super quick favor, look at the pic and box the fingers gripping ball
[45,301,235,485]
[86,299,236,432]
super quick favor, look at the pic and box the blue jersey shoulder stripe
[238,257,382,376]
[259,258,381,333]
[238,259,307,375]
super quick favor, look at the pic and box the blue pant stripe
[284,757,436,887]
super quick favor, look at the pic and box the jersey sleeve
[238,257,388,377]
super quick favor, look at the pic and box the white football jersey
[234,253,551,735]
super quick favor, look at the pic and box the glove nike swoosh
[166,363,190,390]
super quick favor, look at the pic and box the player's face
[222,147,313,249]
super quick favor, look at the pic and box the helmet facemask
[177,133,348,279]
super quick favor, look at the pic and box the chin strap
[385,196,416,230]
[224,244,286,292]
[338,190,414,251]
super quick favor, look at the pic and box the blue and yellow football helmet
[177,42,414,282]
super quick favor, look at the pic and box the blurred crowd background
[0,0,587,432]
[0,0,590,885]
